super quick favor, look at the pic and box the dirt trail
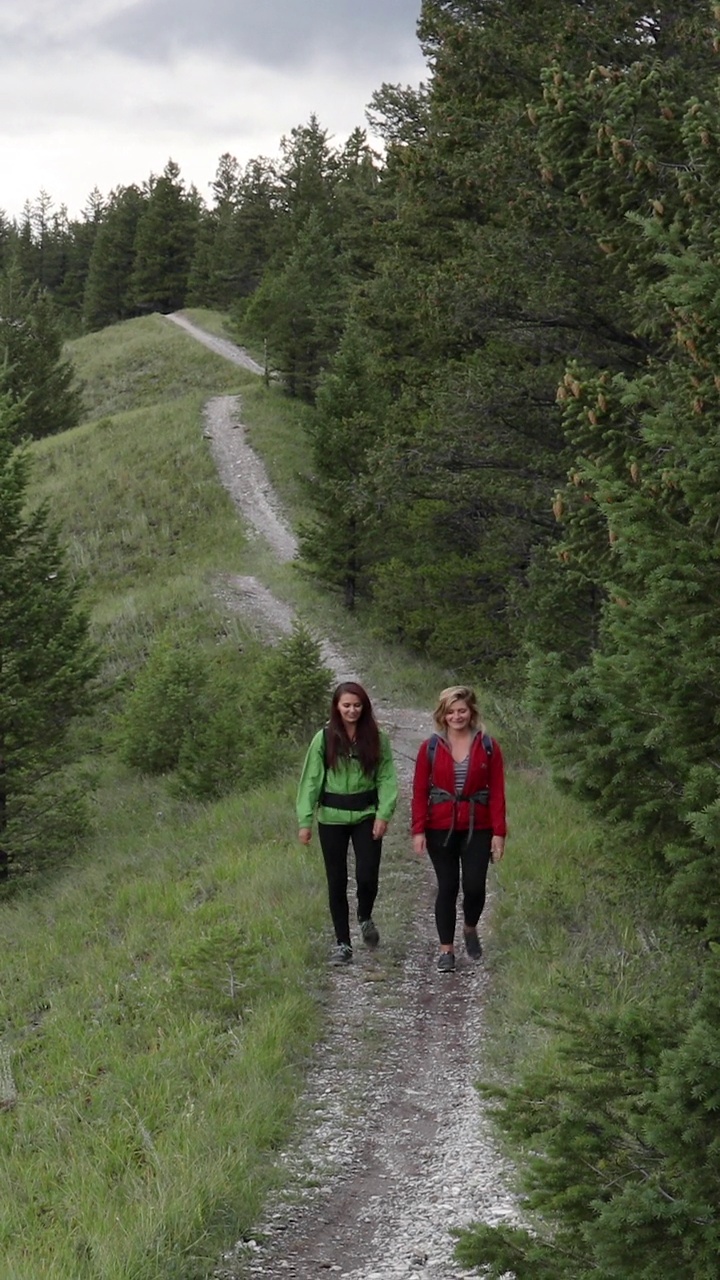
[165,313,517,1279]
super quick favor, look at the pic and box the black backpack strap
[427,730,492,771]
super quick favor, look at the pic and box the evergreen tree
[244,208,346,400]
[333,129,383,283]
[0,403,100,877]
[21,191,55,289]
[187,153,278,309]
[12,202,43,290]
[455,9,720,1274]
[0,211,13,274]
[456,957,720,1278]
[228,156,279,296]
[345,0,715,676]
[0,267,82,441]
[525,9,720,934]
[83,185,146,330]
[276,114,339,244]
[299,317,389,604]
[51,190,105,327]
[130,160,202,313]
[319,0,633,667]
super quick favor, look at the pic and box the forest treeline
[3,1,720,1274]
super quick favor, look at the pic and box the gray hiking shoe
[464,929,483,960]
[330,942,353,966]
[359,917,380,948]
[437,951,456,973]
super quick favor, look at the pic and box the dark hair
[326,682,381,777]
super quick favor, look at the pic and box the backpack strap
[427,731,493,843]
[427,731,492,774]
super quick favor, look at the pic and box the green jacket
[296,728,398,828]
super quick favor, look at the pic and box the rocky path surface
[165,313,518,1280]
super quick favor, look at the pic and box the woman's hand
[491,835,505,863]
[412,833,426,856]
[372,818,388,840]
[298,827,312,845]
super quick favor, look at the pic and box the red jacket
[411,732,506,837]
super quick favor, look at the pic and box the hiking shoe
[330,943,353,966]
[437,951,456,973]
[359,917,380,948]
[464,929,483,960]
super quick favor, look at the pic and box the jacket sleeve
[296,730,326,829]
[489,739,507,838]
[411,739,431,835]
[376,731,399,822]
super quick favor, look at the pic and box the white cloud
[0,1,426,220]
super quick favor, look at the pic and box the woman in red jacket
[412,686,506,973]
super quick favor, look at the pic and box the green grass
[0,316,333,1278]
[2,308,693,1276]
[479,769,693,1082]
[0,777,327,1279]
[71,314,249,422]
[180,308,238,343]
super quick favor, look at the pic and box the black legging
[318,816,382,946]
[425,827,492,946]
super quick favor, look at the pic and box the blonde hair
[432,685,484,735]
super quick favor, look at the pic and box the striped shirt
[453,755,470,795]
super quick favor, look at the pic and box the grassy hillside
[0,311,697,1279]
[0,315,333,1279]
[1,311,483,1278]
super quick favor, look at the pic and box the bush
[172,669,277,801]
[249,622,333,744]
[116,639,206,773]
[117,624,332,801]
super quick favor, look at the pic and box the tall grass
[1,779,327,1279]
[0,315,331,1277]
[480,769,694,1093]
[1,309,686,1276]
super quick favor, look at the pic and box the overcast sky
[1,0,426,222]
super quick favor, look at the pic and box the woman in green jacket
[297,681,398,965]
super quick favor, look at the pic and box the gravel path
[167,311,265,376]
[165,312,519,1280]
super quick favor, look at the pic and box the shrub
[172,669,277,801]
[116,639,206,773]
[249,622,333,743]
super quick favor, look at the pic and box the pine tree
[455,11,720,1271]
[244,208,346,400]
[299,317,389,604]
[276,115,339,244]
[83,185,146,330]
[525,9,720,933]
[0,403,100,877]
[50,190,105,327]
[130,161,201,314]
[456,961,720,1279]
[0,267,82,441]
[187,154,278,309]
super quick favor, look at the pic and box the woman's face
[445,699,472,732]
[337,693,364,731]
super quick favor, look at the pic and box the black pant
[425,828,492,946]
[318,816,382,946]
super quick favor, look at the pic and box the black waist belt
[428,786,490,845]
[429,787,489,807]
[320,788,378,811]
